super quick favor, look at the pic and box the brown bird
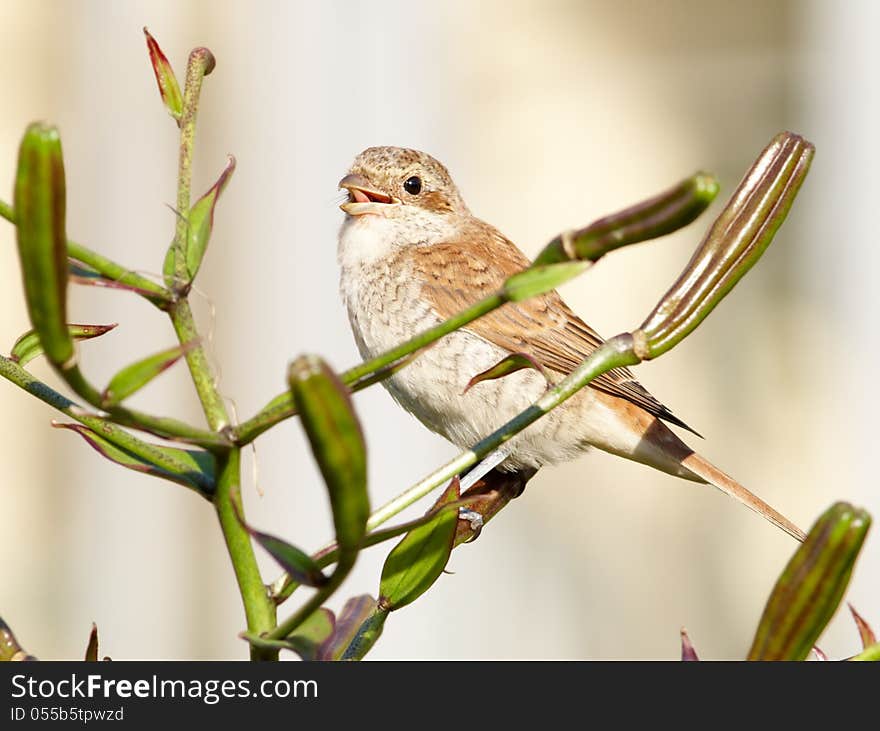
[337,146,804,541]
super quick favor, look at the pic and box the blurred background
[1,0,877,660]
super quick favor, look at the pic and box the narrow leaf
[503,261,589,303]
[285,608,335,661]
[101,340,198,407]
[533,172,719,266]
[638,132,814,359]
[84,623,98,662]
[143,28,183,120]
[748,501,871,661]
[185,155,235,283]
[14,122,74,367]
[463,352,548,394]
[680,628,699,661]
[234,510,328,588]
[288,355,369,555]
[11,323,116,367]
[379,477,460,612]
[53,422,215,494]
[318,595,385,661]
[849,604,876,649]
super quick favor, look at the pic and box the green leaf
[503,261,589,303]
[463,352,548,394]
[240,523,328,588]
[101,340,197,408]
[185,156,235,283]
[318,595,385,661]
[288,355,369,555]
[84,623,98,662]
[14,122,74,367]
[53,422,215,495]
[143,28,183,120]
[11,323,117,367]
[379,477,460,612]
[747,501,871,661]
[533,172,720,266]
[638,132,814,360]
[285,608,335,661]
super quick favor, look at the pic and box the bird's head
[339,146,470,220]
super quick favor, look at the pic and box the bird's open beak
[339,174,400,216]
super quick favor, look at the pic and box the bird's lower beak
[339,174,400,216]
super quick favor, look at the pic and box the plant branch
[213,448,277,659]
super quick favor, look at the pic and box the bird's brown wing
[402,226,699,435]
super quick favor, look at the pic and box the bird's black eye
[403,176,422,195]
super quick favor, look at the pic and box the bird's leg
[456,448,510,531]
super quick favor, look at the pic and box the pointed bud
[144,28,183,121]
[636,132,814,360]
[680,628,699,661]
[748,502,871,661]
[14,122,74,368]
[84,623,99,662]
[533,172,719,266]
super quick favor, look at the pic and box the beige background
[1,0,877,659]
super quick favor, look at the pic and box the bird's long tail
[681,452,806,542]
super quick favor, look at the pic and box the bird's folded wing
[402,228,699,435]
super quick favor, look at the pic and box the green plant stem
[167,299,229,431]
[214,448,277,660]
[0,354,213,499]
[0,199,172,308]
[167,47,213,290]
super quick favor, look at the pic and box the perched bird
[337,146,804,541]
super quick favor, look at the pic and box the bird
[336,145,804,542]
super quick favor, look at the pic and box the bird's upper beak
[339,173,400,216]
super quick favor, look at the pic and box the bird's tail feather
[681,452,806,542]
